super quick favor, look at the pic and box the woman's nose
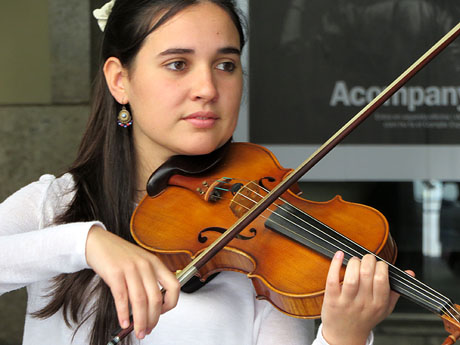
[190,67,219,102]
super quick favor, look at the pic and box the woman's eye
[166,61,187,71]
[216,61,236,72]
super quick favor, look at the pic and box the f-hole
[198,227,257,243]
[259,176,276,191]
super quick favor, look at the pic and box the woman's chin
[177,138,229,157]
[179,145,218,157]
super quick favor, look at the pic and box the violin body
[131,142,397,318]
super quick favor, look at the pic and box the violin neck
[387,265,452,316]
[265,202,455,317]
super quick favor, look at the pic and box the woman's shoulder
[17,173,75,206]
[39,173,75,197]
[38,173,76,226]
[7,173,75,197]
[38,172,74,187]
[0,173,76,228]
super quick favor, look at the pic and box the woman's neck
[134,153,172,203]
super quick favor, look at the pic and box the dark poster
[250,0,460,145]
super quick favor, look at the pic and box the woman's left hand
[320,251,413,345]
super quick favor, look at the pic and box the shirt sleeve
[312,324,374,345]
[0,174,105,295]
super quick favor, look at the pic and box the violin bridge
[229,180,262,218]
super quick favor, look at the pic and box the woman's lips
[183,111,219,129]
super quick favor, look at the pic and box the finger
[387,289,401,313]
[139,261,164,333]
[160,276,180,314]
[151,257,180,313]
[388,269,415,311]
[325,251,345,299]
[341,256,361,299]
[107,274,130,329]
[357,254,377,299]
[125,266,148,339]
[372,260,390,306]
[405,270,416,277]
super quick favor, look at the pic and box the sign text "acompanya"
[330,81,460,112]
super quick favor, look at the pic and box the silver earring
[117,105,132,128]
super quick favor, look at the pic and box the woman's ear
[103,57,129,104]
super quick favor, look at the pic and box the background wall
[0,2,51,104]
[0,1,91,344]
[0,0,91,203]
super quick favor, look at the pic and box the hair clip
[93,0,116,32]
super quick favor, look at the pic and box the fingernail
[122,320,129,328]
[138,331,146,339]
[334,251,343,259]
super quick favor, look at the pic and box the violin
[108,23,460,345]
[133,141,460,336]
[134,140,398,319]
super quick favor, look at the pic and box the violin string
[267,201,459,321]
[215,180,450,316]
[261,195,459,320]
[240,181,460,322]
[212,178,459,322]
[216,178,460,322]
[221,190,459,321]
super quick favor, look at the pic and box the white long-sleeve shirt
[0,174,373,345]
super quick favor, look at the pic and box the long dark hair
[33,1,246,344]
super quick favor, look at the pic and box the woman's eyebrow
[158,46,241,57]
[158,48,194,56]
[218,47,241,55]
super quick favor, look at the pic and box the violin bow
[108,22,460,345]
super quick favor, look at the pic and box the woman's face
[123,2,243,172]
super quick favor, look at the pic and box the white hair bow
[93,0,116,32]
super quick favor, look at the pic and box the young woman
[0,1,404,344]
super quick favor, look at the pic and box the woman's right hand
[85,225,180,339]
